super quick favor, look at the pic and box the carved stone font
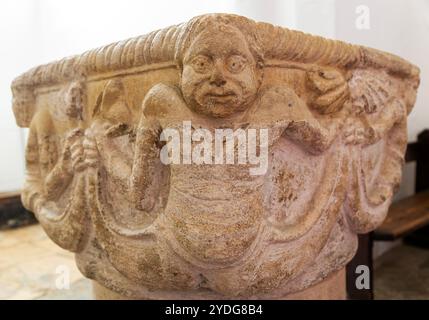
[12,14,420,299]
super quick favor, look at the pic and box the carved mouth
[207,93,235,98]
[205,92,236,103]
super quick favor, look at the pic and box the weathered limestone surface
[12,14,420,299]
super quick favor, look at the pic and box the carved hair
[174,14,265,70]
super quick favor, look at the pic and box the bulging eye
[191,55,212,73]
[226,55,247,73]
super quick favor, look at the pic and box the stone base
[283,269,346,300]
[92,268,346,300]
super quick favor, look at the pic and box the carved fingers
[61,127,102,173]
[60,128,84,174]
[343,117,375,145]
[69,131,86,172]
[82,134,99,169]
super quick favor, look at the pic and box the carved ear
[344,69,415,233]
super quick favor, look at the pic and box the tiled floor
[1,224,429,299]
[0,225,91,300]
[374,243,429,299]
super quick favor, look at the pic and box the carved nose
[210,67,226,87]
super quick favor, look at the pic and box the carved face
[181,25,261,118]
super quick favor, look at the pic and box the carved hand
[343,117,375,145]
[82,129,100,169]
[60,128,85,174]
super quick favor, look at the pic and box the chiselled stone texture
[12,14,420,299]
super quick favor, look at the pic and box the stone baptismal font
[11,14,420,299]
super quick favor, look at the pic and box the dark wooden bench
[0,190,36,230]
[374,190,429,241]
[347,129,429,299]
